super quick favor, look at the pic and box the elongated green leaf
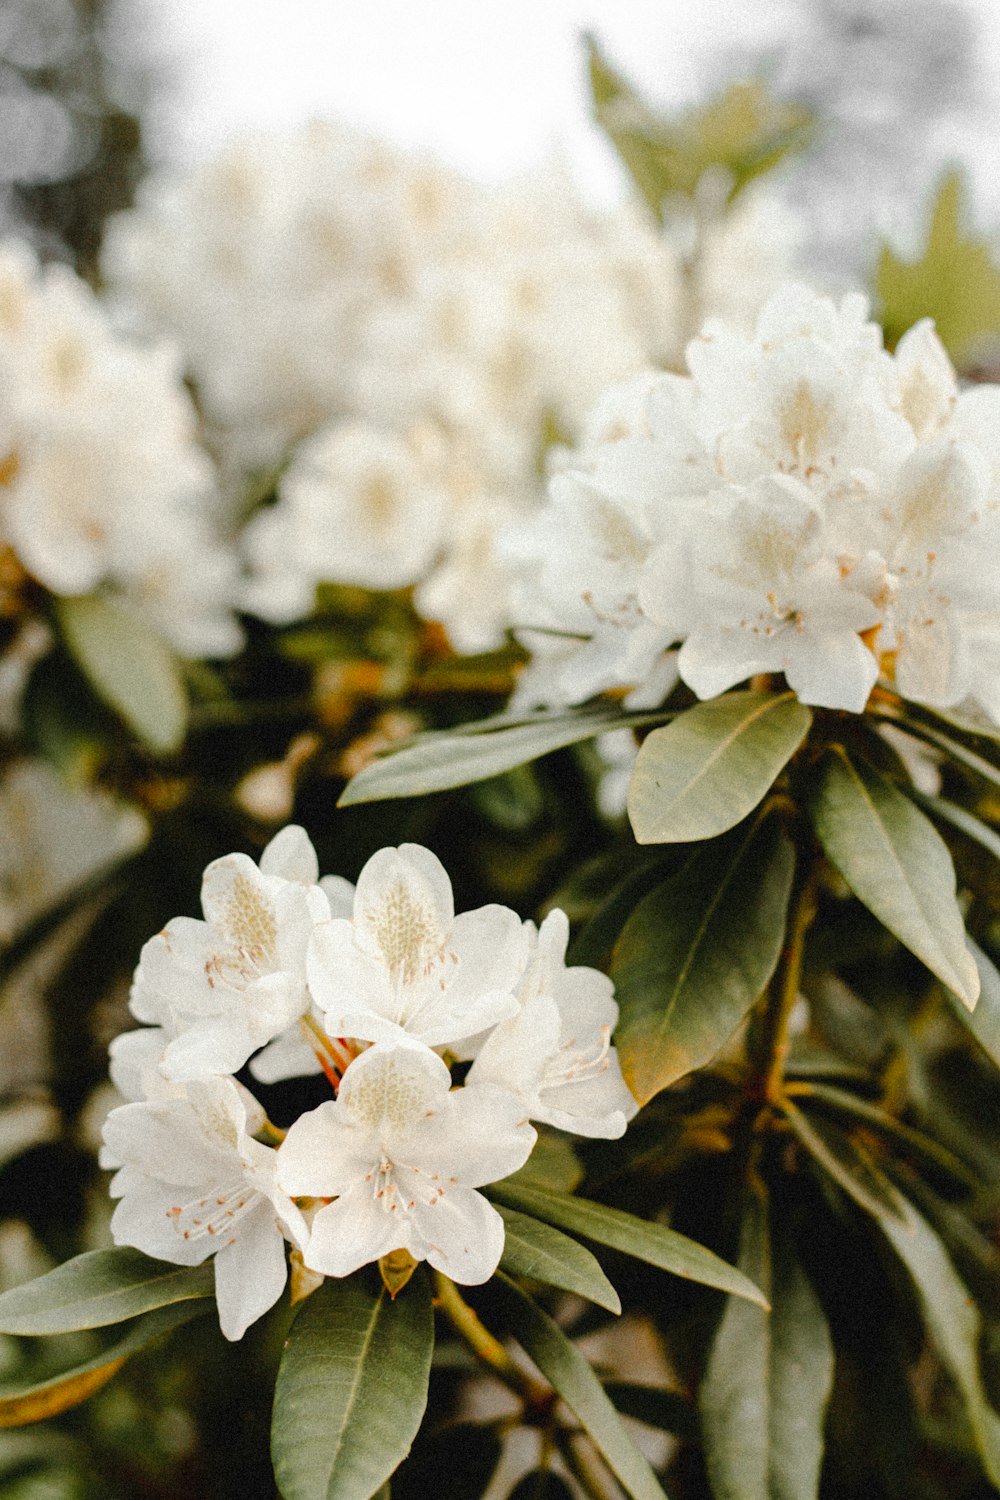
[56,594,188,755]
[949,939,1000,1069]
[567,853,684,969]
[588,36,812,213]
[497,1206,620,1314]
[494,1275,669,1500]
[808,749,979,1007]
[781,1099,907,1224]
[871,711,1000,792]
[0,1250,214,1335]
[505,1131,582,1195]
[790,1084,976,1190]
[912,791,1000,862]
[611,817,795,1103]
[627,692,810,845]
[271,1271,433,1500]
[488,1182,767,1308]
[876,169,1000,366]
[869,1191,1000,1486]
[0,1302,205,1427]
[700,1184,833,1500]
[339,709,666,804]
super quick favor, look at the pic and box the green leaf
[505,1131,582,1195]
[871,711,1000,792]
[789,1083,977,1192]
[0,1250,215,1335]
[876,169,1000,368]
[338,708,666,805]
[912,791,1000,863]
[868,1190,1000,1486]
[497,1206,621,1314]
[808,748,979,1007]
[780,1099,908,1224]
[948,939,1000,1070]
[271,1270,433,1500]
[55,594,188,755]
[611,817,795,1103]
[488,1182,768,1308]
[587,37,812,214]
[21,651,111,786]
[700,1183,834,1500]
[494,1275,669,1500]
[567,853,684,969]
[627,691,811,845]
[0,1302,205,1427]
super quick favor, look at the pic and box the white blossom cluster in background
[0,241,242,660]
[508,282,1000,724]
[101,121,800,653]
[100,826,636,1340]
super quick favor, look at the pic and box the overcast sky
[117,0,1000,215]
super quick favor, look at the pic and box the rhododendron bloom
[278,1043,534,1284]
[103,1076,306,1341]
[307,844,527,1053]
[468,910,637,1138]
[130,826,332,1082]
[509,282,1000,724]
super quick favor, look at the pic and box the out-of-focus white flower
[278,1043,534,1284]
[104,1075,306,1341]
[509,282,1000,724]
[128,826,332,1082]
[242,421,448,621]
[468,910,636,1139]
[0,239,242,658]
[103,124,801,654]
[307,844,527,1054]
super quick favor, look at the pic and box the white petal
[351,845,454,980]
[414,1187,506,1286]
[412,1082,535,1187]
[277,1100,374,1200]
[213,1203,289,1340]
[303,1191,403,1278]
[259,825,319,885]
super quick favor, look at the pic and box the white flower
[242,420,448,621]
[641,475,883,711]
[0,240,241,658]
[307,844,527,1054]
[129,826,332,1082]
[468,911,637,1139]
[103,1075,306,1341]
[278,1044,534,1284]
[510,283,1000,724]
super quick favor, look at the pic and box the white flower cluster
[510,283,1000,722]
[102,122,798,653]
[0,241,242,659]
[101,826,636,1339]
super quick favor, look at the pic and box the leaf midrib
[320,1293,385,1494]
[641,692,794,829]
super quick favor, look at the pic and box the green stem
[558,1430,621,1500]
[752,853,820,1104]
[432,1272,550,1410]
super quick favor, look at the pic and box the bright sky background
[117,0,1000,214]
